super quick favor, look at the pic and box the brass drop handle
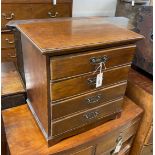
[86,94,102,104]
[84,111,99,120]
[8,53,17,58]
[90,55,108,64]
[48,11,58,18]
[5,38,14,44]
[2,13,15,20]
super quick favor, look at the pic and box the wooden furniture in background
[116,0,153,75]
[1,0,73,63]
[126,69,153,155]
[13,17,143,146]
[1,62,26,109]
[2,97,143,155]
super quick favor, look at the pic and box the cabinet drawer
[71,146,94,155]
[2,4,32,29]
[52,82,127,120]
[96,119,140,155]
[2,3,72,29]
[50,45,135,80]
[51,65,130,101]
[2,48,16,63]
[2,33,15,48]
[52,98,123,137]
[30,3,72,19]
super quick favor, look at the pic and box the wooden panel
[71,146,94,155]
[1,62,25,96]
[141,145,153,155]
[52,98,123,137]
[1,32,15,49]
[2,0,72,4]
[51,65,130,101]
[31,3,72,19]
[52,82,127,120]
[2,3,72,29]
[145,125,153,145]
[2,4,32,29]
[50,45,135,80]
[2,97,143,155]
[126,69,153,155]
[2,94,26,110]
[21,33,50,137]
[16,18,143,55]
[1,48,17,63]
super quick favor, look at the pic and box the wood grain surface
[51,65,130,101]
[1,62,25,96]
[126,69,153,155]
[2,97,143,155]
[16,18,143,54]
[52,98,123,137]
[50,45,135,80]
[52,82,127,120]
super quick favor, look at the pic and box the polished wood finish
[1,62,26,109]
[2,0,72,3]
[2,97,143,155]
[17,18,143,55]
[2,3,72,30]
[52,82,127,120]
[15,18,143,146]
[52,98,123,137]
[1,62,25,96]
[21,34,50,137]
[1,32,15,49]
[126,69,153,155]
[1,0,72,66]
[51,65,130,101]
[50,45,135,80]
[1,48,17,63]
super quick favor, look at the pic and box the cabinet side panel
[21,33,49,137]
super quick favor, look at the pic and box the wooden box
[14,18,143,146]
[2,97,143,154]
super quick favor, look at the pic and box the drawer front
[52,98,123,137]
[51,65,130,101]
[100,137,133,155]
[2,4,32,29]
[2,48,17,63]
[31,3,72,19]
[52,82,127,120]
[50,45,135,80]
[71,146,94,155]
[2,33,15,48]
[96,119,140,155]
[2,3,72,29]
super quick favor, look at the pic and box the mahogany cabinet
[1,0,73,63]
[12,17,143,146]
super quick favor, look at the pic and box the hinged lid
[17,18,144,55]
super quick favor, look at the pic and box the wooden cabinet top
[17,17,144,55]
[2,0,72,4]
[2,97,143,155]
